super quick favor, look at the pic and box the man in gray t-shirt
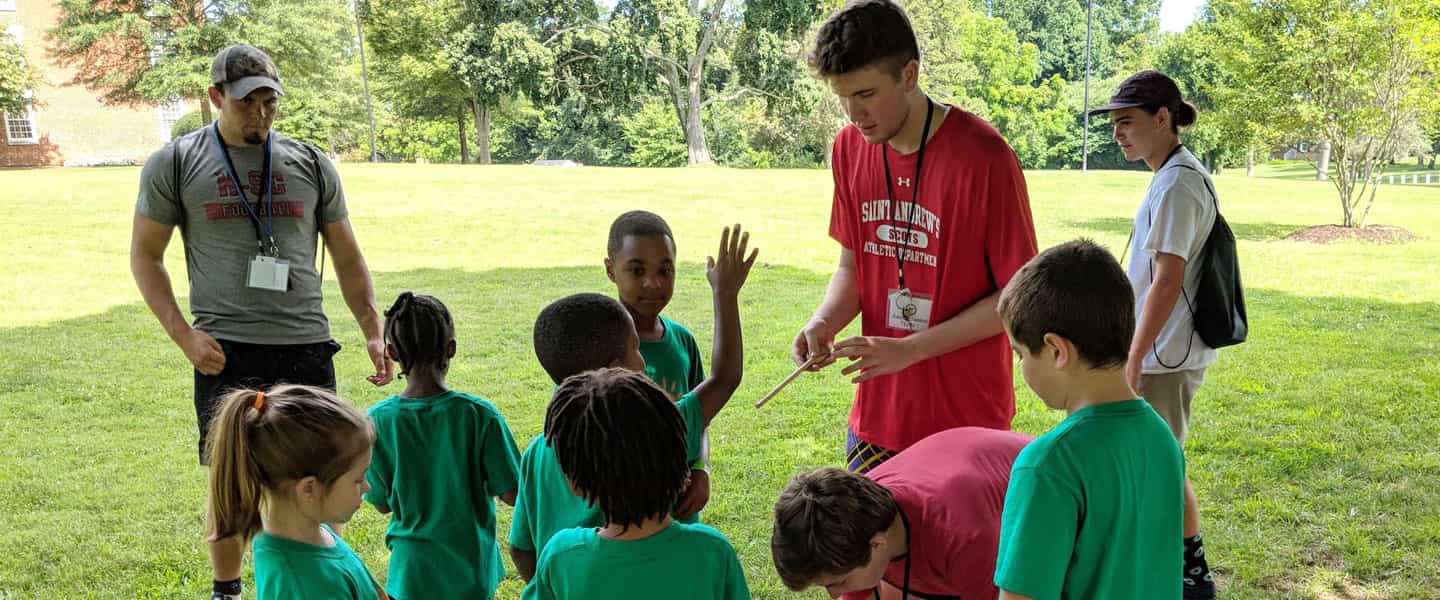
[129,44,393,600]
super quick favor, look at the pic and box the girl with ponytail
[205,384,387,600]
[1088,70,1221,600]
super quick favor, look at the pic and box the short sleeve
[1142,171,1210,261]
[313,149,349,224]
[479,411,522,498]
[362,422,392,507]
[136,144,182,225]
[828,133,856,249]
[508,439,542,552]
[675,392,705,464]
[683,330,705,391]
[983,146,1039,291]
[519,552,556,600]
[723,543,752,600]
[994,466,1079,600]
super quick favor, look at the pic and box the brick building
[2,0,195,167]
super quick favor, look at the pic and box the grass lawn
[1,163,1437,599]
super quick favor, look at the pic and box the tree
[1,33,39,114]
[1156,22,1279,175]
[1214,0,1440,227]
[607,0,822,165]
[981,0,1160,81]
[47,0,356,125]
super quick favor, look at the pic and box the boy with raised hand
[521,368,750,600]
[994,240,1185,600]
[604,210,712,519]
[509,225,757,581]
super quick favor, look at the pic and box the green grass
[1,164,1438,599]
[1255,158,1440,183]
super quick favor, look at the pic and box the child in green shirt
[521,368,750,600]
[205,384,387,600]
[993,239,1185,600]
[363,292,522,599]
[604,210,710,517]
[509,224,757,581]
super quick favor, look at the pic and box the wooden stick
[755,356,822,408]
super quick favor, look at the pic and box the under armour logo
[897,177,912,187]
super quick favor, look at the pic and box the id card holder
[247,255,290,292]
[887,288,933,332]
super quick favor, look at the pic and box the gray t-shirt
[1127,146,1219,373]
[136,126,348,345]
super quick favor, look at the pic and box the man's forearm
[334,254,382,340]
[132,255,191,343]
[708,289,743,392]
[1132,279,1183,355]
[904,292,1004,362]
[812,263,862,332]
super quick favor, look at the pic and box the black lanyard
[880,100,937,290]
[873,507,913,600]
[212,121,277,256]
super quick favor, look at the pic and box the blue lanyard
[212,122,277,256]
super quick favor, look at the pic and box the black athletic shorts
[193,339,340,464]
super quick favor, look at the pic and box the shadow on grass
[1,265,1439,598]
[1069,216,1309,242]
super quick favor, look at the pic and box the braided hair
[545,368,690,532]
[383,291,455,378]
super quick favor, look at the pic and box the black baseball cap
[211,44,284,98]
[1087,70,1181,116]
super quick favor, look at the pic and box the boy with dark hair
[793,0,1039,473]
[509,225,757,581]
[993,239,1185,600]
[521,368,750,600]
[770,427,1031,599]
[605,210,711,518]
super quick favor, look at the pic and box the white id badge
[247,255,290,292]
[887,288,933,332]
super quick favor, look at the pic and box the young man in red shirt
[792,0,1038,471]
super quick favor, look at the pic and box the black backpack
[1171,164,1248,350]
[1125,158,1249,369]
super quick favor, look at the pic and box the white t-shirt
[1127,146,1219,374]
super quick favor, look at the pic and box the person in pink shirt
[771,427,1032,599]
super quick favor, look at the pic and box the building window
[158,98,186,139]
[0,0,17,13]
[5,103,38,144]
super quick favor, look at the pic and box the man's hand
[706,224,758,297]
[181,329,226,375]
[833,335,921,384]
[366,336,394,386]
[674,469,711,519]
[792,317,838,371]
[1126,346,1145,393]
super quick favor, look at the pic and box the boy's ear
[446,339,457,359]
[1042,332,1072,370]
[604,257,617,283]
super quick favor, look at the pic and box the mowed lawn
[1,163,1437,599]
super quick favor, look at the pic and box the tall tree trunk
[469,99,492,165]
[684,85,712,166]
[457,105,470,165]
[201,98,212,125]
[1316,140,1331,181]
[1246,147,1255,177]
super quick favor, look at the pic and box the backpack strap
[301,142,329,278]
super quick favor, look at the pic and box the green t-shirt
[520,522,750,600]
[994,399,1185,600]
[364,390,522,600]
[509,391,705,554]
[640,317,705,399]
[253,525,384,600]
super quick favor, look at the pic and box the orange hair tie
[253,392,266,410]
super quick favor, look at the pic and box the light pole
[1082,0,1094,172]
[354,1,379,162]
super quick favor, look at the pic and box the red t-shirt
[829,107,1038,451]
[842,427,1033,600]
